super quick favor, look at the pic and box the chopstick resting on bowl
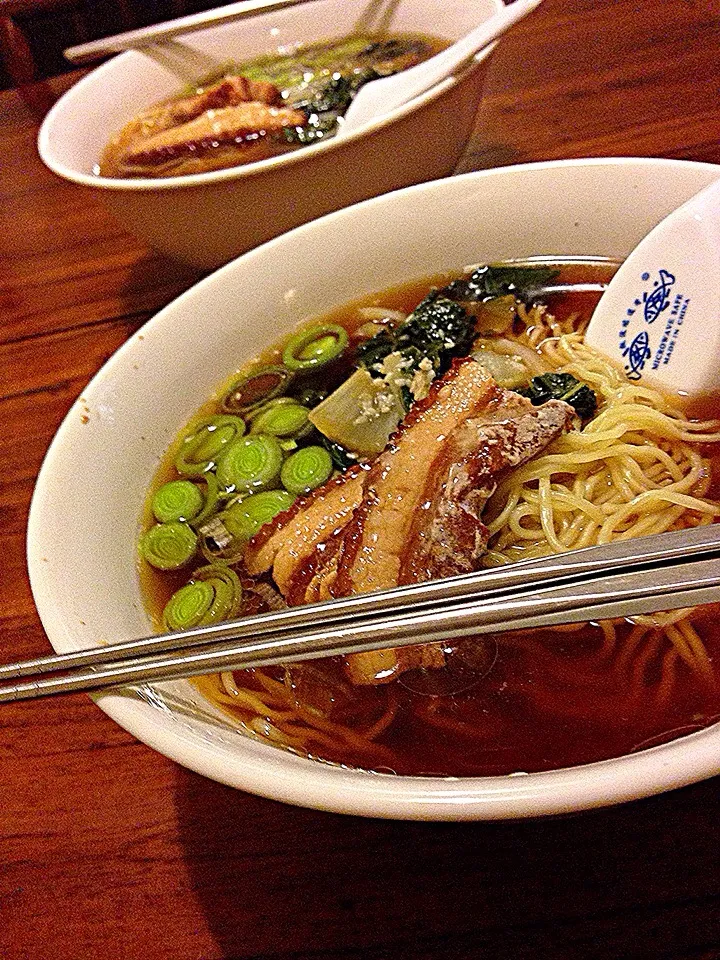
[64,0,323,64]
[4,525,720,703]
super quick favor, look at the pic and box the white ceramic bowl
[28,157,720,820]
[38,0,501,270]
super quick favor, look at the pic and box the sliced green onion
[151,480,204,523]
[249,398,312,438]
[216,433,284,492]
[140,521,197,570]
[175,415,246,476]
[224,489,296,540]
[220,365,294,414]
[190,471,221,529]
[200,489,294,563]
[280,445,333,494]
[282,323,348,371]
[163,564,242,630]
[163,581,214,630]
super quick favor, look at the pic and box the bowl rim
[27,155,720,820]
[37,0,502,193]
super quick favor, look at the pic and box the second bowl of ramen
[27,157,720,818]
[38,0,502,269]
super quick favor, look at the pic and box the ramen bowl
[27,157,720,819]
[38,0,501,270]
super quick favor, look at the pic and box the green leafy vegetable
[444,263,560,306]
[291,384,331,408]
[290,72,359,115]
[282,67,381,146]
[519,373,597,419]
[355,290,475,379]
[279,110,341,147]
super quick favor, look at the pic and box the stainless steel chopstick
[3,546,720,702]
[4,524,720,685]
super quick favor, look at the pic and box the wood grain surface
[2,1,720,957]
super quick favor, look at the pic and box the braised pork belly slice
[138,76,283,134]
[246,359,574,687]
[333,359,498,598]
[119,102,307,169]
[100,76,288,176]
[292,536,343,606]
[338,363,574,685]
[244,467,368,595]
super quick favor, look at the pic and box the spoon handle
[341,0,544,132]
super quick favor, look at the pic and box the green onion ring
[190,472,221,529]
[224,489,296,541]
[216,433,284,492]
[175,415,246,476]
[220,365,294,414]
[282,323,349,371]
[162,564,242,630]
[249,398,312,438]
[280,445,333,495]
[140,521,198,570]
[151,479,204,523]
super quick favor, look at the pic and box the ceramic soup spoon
[583,177,720,395]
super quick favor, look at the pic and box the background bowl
[38,0,501,270]
[27,157,720,820]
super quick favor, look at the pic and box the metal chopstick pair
[3,524,720,703]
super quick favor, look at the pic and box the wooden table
[2,1,720,956]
